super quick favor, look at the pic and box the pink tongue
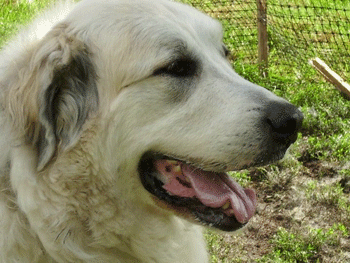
[154,160,257,224]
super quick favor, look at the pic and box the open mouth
[138,152,257,231]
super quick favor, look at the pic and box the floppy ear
[33,24,99,170]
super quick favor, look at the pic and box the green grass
[259,225,349,263]
[305,179,350,210]
[0,0,54,48]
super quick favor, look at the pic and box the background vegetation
[187,1,350,262]
[1,0,349,262]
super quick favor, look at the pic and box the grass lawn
[1,0,349,262]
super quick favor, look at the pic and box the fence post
[257,0,268,77]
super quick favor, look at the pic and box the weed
[308,134,350,161]
[228,170,251,188]
[205,231,241,263]
[259,225,349,263]
[305,180,350,210]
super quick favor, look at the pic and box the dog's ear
[33,25,99,170]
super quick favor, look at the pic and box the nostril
[265,103,303,143]
[267,114,298,136]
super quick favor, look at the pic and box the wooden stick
[257,0,268,77]
[309,57,350,99]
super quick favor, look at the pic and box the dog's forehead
[64,0,225,86]
[69,0,223,48]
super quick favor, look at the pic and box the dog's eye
[154,58,197,77]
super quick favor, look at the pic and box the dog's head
[2,0,303,232]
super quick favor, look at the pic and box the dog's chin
[250,146,289,169]
[138,152,260,232]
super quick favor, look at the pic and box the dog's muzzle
[138,98,303,232]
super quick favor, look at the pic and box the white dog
[0,0,303,262]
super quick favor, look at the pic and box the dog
[0,0,303,262]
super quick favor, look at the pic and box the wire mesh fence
[180,0,350,79]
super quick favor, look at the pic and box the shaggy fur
[0,0,303,262]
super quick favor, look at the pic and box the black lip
[193,209,246,232]
[138,152,246,231]
[253,148,287,167]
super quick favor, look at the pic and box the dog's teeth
[173,165,181,173]
[222,201,230,210]
[226,209,235,216]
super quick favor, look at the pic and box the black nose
[265,102,303,145]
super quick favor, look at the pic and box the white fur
[0,0,298,262]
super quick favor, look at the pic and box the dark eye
[154,57,197,77]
